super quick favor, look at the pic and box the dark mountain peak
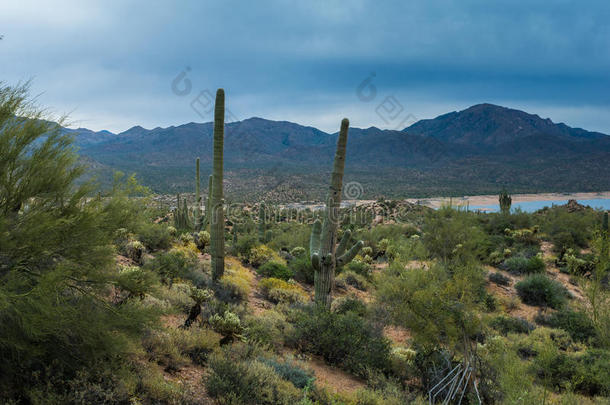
[119,125,148,136]
[405,103,608,146]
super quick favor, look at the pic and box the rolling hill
[73,103,610,201]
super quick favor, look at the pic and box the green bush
[258,261,294,280]
[244,310,291,350]
[137,222,172,251]
[258,357,315,389]
[337,270,369,291]
[206,350,301,404]
[290,255,315,284]
[515,275,569,309]
[346,258,372,278]
[488,272,511,286]
[334,296,368,316]
[489,316,535,335]
[288,306,391,376]
[502,254,545,275]
[145,248,198,285]
[535,309,596,343]
[534,349,610,396]
[259,278,308,304]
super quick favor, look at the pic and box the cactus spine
[499,189,512,213]
[310,118,363,309]
[210,89,225,280]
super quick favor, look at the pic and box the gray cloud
[1,0,609,133]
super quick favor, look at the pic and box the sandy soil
[408,191,610,209]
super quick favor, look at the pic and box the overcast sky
[1,0,609,134]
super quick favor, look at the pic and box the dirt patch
[304,355,365,394]
[540,242,584,301]
[384,325,411,345]
[164,364,213,404]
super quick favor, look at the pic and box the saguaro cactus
[310,118,363,309]
[210,89,225,280]
[258,203,266,242]
[195,157,201,226]
[499,189,512,213]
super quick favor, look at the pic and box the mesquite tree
[310,118,363,308]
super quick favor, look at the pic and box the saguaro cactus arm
[337,240,364,267]
[310,219,321,271]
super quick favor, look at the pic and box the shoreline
[405,191,610,209]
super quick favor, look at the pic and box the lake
[469,198,610,213]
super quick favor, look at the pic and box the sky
[1,0,610,134]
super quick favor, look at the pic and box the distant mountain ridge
[70,103,610,201]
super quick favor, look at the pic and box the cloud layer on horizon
[1,0,610,133]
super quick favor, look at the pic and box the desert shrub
[377,262,485,349]
[206,350,301,404]
[290,255,315,284]
[333,296,368,316]
[490,316,535,335]
[346,258,372,278]
[422,207,489,262]
[337,270,369,291]
[137,222,172,251]
[288,306,391,376]
[534,348,610,396]
[259,278,308,304]
[488,272,511,286]
[117,265,158,300]
[249,245,283,268]
[361,246,373,257]
[535,309,596,343]
[565,252,596,275]
[219,258,254,302]
[234,233,258,259]
[143,327,221,369]
[244,310,291,350]
[258,260,294,280]
[125,239,145,264]
[145,247,198,285]
[515,274,569,309]
[258,357,315,389]
[502,254,545,274]
[290,246,306,257]
[138,364,197,404]
[194,230,210,251]
[209,311,245,344]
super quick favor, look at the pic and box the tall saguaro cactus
[210,89,225,280]
[499,189,512,213]
[310,118,363,309]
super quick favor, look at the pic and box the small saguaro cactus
[310,118,363,309]
[258,203,266,242]
[499,189,512,213]
[210,89,225,280]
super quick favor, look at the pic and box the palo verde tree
[309,118,363,308]
[210,89,225,280]
[0,83,154,399]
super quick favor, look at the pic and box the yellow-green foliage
[137,363,195,403]
[143,327,221,369]
[220,257,254,300]
[259,278,308,304]
[249,244,284,267]
[244,310,292,351]
[206,348,301,405]
[151,282,194,312]
[170,240,199,260]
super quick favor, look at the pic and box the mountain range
[72,103,610,202]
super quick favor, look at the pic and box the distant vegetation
[1,83,609,404]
